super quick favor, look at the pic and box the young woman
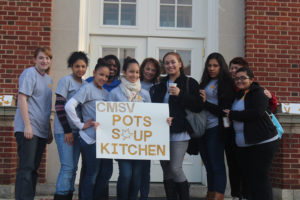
[53,51,88,199]
[109,57,152,200]
[229,57,277,113]
[103,55,121,91]
[199,52,235,200]
[65,59,112,200]
[224,67,279,200]
[83,55,121,199]
[227,57,278,200]
[151,52,204,200]
[140,57,161,91]
[86,55,121,91]
[14,47,53,200]
[139,57,161,200]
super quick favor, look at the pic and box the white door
[88,36,147,78]
[89,36,206,184]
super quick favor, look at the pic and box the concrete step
[0,182,232,199]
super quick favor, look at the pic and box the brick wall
[0,0,52,95]
[245,0,300,103]
[270,114,300,191]
[0,0,52,184]
[245,0,300,194]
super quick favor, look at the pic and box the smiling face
[123,63,140,83]
[229,63,243,78]
[107,59,118,78]
[72,59,87,80]
[164,55,182,77]
[142,62,157,82]
[207,59,220,79]
[234,71,253,90]
[34,51,51,74]
[93,66,110,89]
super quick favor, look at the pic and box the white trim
[78,0,89,52]
[206,0,219,54]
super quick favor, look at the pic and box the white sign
[281,103,300,114]
[96,102,170,160]
[0,95,14,106]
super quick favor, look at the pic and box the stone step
[0,183,232,199]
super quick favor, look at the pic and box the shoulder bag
[185,77,206,138]
[266,111,284,138]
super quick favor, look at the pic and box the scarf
[119,77,142,102]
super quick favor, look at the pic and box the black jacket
[151,73,204,134]
[229,82,277,144]
[200,77,235,139]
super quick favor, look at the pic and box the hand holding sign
[96,102,170,160]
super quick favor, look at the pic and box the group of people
[14,47,279,200]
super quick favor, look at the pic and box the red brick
[0,0,52,185]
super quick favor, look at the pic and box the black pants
[237,140,279,200]
[15,132,47,200]
[224,131,247,198]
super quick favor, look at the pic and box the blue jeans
[139,160,151,200]
[54,132,80,195]
[15,132,47,200]
[80,139,113,200]
[199,126,227,193]
[117,159,145,200]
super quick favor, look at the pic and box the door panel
[88,36,146,78]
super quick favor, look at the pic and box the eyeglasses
[234,76,249,81]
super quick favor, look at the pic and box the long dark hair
[200,52,232,88]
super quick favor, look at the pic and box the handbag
[185,77,206,138]
[266,111,284,138]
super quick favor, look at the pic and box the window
[160,0,192,28]
[159,49,191,75]
[103,0,137,26]
[102,47,135,70]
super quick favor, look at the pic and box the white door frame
[78,0,219,56]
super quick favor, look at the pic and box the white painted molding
[207,0,219,55]
[78,0,89,52]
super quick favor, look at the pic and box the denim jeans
[80,139,113,200]
[160,141,189,182]
[139,160,151,200]
[117,159,146,200]
[54,132,80,195]
[199,126,227,193]
[15,132,47,200]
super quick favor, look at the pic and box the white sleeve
[65,98,84,130]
